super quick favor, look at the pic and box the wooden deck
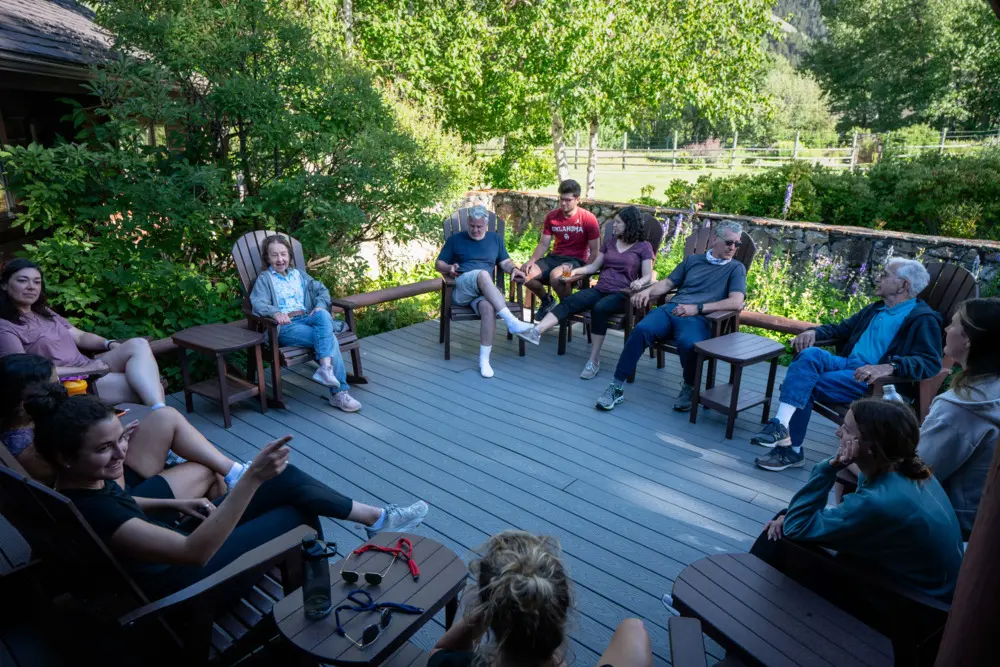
[0,318,841,665]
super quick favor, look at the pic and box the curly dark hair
[1,259,56,325]
[0,354,55,430]
[616,206,646,244]
[23,383,117,468]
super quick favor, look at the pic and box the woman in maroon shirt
[516,206,654,380]
[0,259,166,407]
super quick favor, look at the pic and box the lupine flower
[781,183,794,218]
[763,249,772,271]
[971,254,982,278]
[858,262,868,276]
[849,281,859,296]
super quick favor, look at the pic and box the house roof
[0,0,110,79]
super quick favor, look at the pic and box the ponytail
[23,384,116,467]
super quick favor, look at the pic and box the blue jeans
[780,347,868,448]
[278,310,348,393]
[614,303,711,385]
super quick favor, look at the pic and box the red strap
[352,538,420,579]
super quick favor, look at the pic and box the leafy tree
[761,56,839,146]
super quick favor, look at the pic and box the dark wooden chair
[0,464,312,666]
[556,212,665,361]
[231,230,367,409]
[438,207,525,360]
[812,261,977,426]
[650,225,758,385]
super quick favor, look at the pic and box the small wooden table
[672,553,893,667]
[172,324,267,428]
[689,333,785,439]
[274,532,468,666]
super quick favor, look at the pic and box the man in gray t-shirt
[596,221,748,412]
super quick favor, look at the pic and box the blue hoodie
[782,460,964,600]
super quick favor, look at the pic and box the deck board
[175,319,840,664]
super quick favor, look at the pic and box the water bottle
[301,536,333,619]
[882,384,905,403]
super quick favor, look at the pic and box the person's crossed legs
[95,338,166,407]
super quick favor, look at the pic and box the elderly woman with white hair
[754,258,944,472]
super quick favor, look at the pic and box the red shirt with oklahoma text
[543,208,600,262]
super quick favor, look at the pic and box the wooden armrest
[119,525,316,628]
[668,617,709,667]
[329,297,358,311]
[441,276,456,287]
[58,367,110,382]
[705,309,739,322]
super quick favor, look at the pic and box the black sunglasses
[348,607,393,649]
[340,550,398,586]
[724,239,743,248]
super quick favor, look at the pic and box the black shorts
[536,254,585,283]
[124,466,174,499]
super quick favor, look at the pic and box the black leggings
[549,288,628,336]
[149,464,354,597]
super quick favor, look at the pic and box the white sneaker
[366,500,430,539]
[329,391,361,412]
[516,327,541,345]
[312,365,340,390]
[580,360,600,379]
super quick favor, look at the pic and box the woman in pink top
[0,259,166,408]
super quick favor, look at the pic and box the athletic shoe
[312,365,341,390]
[596,383,624,411]
[535,295,557,320]
[329,391,361,412]
[755,446,805,471]
[751,418,791,448]
[516,327,542,345]
[673,383,694,412]
[366,500,430,539]
[580,360,600,379]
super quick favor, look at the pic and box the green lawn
[532,168,741,203]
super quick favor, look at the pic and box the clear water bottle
[882,384,905,403]
[302,536,334,619]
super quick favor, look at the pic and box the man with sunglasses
[596,221,747,412]
[520,179,600,320]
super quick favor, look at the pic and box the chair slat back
[230,231,308,298]
[919,262,978,323]
[682,221,715,257]
[442,208,505,287]
[600,212,666,255]
[736,232,758,272]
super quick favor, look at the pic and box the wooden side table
[172,324,267,428]
[274,532,468,666]
[689,332,786,439]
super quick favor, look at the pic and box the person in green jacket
[764,398,964,600]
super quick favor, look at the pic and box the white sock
[224,461,247,486]
[776,403,796,427]
[369,509,387,531]
[479,346,494,378]
[151,402,166,411]
[497,307,530,332]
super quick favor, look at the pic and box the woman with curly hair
[763,398,964,600]
[517,206,653,380]
[428,530,652,667]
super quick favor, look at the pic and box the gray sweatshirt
[918,374,1000,538]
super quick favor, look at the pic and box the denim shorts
[452,270,487,314]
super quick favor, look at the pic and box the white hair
[887,258,930,297]
[469,205,489,221]
[714,220,743,239]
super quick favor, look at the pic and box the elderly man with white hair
[436,205,533,377]
[754,258,944,471]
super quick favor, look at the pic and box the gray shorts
[452,270,487,314]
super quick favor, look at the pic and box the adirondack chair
[0,464,312,666]
[812,261,978,426]
[438,208,526,360]
[650,223,758,386]
[555,212,665,361]
[231,230,367,410]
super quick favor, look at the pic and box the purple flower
[849,281,859,296]
[781,183,794,218]
[763,249,772,271]
[858,262,868,276]
[971,255,981,277]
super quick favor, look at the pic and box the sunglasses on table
[724,239,743,248]
[340,537,420,586]
[335,590,424,649]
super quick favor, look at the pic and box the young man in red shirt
[520,179,601,320]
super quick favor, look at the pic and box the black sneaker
[673,383,694,412]
[755,446,804,471]
[535,295,556,320]
[596,383,624,411]
[751,418,791,448]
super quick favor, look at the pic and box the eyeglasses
[340,537,419,586]
[724,239,743,248]
[335,590,424,649]
[559,196,577,203]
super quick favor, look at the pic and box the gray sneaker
[673,383,694,412]
[535,295,557,320]
[516,326,542,345]
[366,500,430,539]
[751,418,791,448]
[596,382,624,410]
[580,360,600,379]
[312,365,341,389]
[329,391,361,412]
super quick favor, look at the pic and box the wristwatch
[105,339,118,350]
[697,303,704,314]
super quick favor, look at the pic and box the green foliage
[480,142,556,190]
[649,152,1000,239]
[886,124,942,150]
[760,56,839,147]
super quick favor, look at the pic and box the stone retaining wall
[460,189,999,289]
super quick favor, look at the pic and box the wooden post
[622,131,628,170]
[849,133,859,172]
[672,130,678,169]
[934,438,1000,665]
[793,132,800,159]
[729,132,738,171]
[939,127,948,155]
[574,131,580,169]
